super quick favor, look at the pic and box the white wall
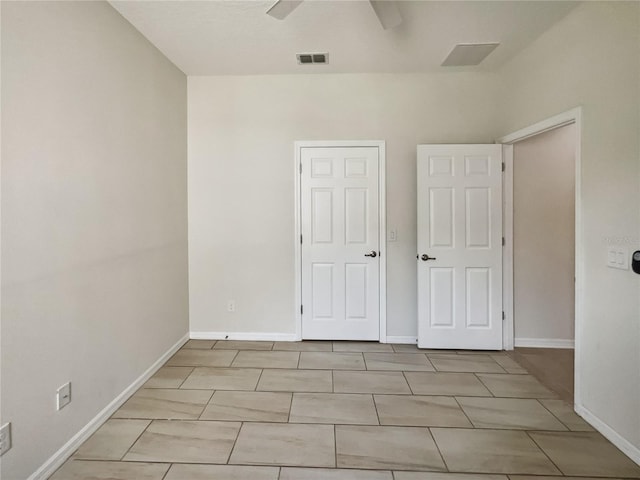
[1,2,188,479]
[499,1,640,458]
[513,124,575,345]
[188,73,500,339]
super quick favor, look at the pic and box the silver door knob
[365,251,378,258]
[421,254,436,261]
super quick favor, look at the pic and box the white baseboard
[575,404,640,466]
[386,336,418,344]
[28,333,189,480]
[514,337,575,349]
[190,331,298,342]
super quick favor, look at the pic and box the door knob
[365,251,378,258]
[421,254,436,261]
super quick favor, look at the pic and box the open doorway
[510,123,576,402]
[500,108,582,406]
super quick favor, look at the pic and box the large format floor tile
[393,472,510,480]
[476,374,556,398]
[394,474,508,480]
[364,353,435,371]
[112,389,212,419]
[529,431,640,477]
[405,372,491,396]
[299,352,365,370]
[430,428,560,475]
[257,368,333,392]
[336,425,446,471]
[456,397,567,430]
[200,391,292,422]
[144,366,193,388]
[374,395,471,427]
[73,419,150,460]
[273,341,332,351]
[213,340,273,350]
[181,367,261,390]
[333,341,394,352]
[166,349,238,367]
[164,464,279,480]
[182,339,216,350]
[124,420,240,463]
[280,468,393,479]
[229,423,335,467]
[289,393,378,425]
[538,399,594,431]
[231,350,300,368]
[491,354,527,374]
[333,370,411,394]
[428,354,506,373]
[50,461,169,480]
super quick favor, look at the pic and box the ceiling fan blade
[369,0,402,30]
[267,0,304,20]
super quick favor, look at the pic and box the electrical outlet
[227,300,235,312]
[0,422,12,456]
[57,382,72,410]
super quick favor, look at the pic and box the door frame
[497,107,583,405]
[294,140,387,342]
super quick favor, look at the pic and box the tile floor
[51,340,640,480]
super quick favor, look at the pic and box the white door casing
[417,145,503,350]
[299,145,382,340]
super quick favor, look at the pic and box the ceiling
[110,0,579,76]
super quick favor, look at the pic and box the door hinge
[502,237,505,246]
[502,162,505,172]
[301,305,304,315]
[299,163,302,174]
[502,311,505,321]
[300,234,303,244]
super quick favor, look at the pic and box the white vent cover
[441,43,499,67]
[296,53,329,65]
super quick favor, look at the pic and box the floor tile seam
[159,462,172,480]
[535,399,574,432]
[426,427,450,473]
[473,372,496,397]
[225,421,245,465]
[524,430,565,476]
[114,419,153,462]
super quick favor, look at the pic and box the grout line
[536,399,572,431]
[296,351,301,369]
[254,369,265,392]
[427,427,450,472]
[119,419,153,461]
[333,423,338,468]
[452,396,476,428]
[525,429,565,475]
[176,367,195,389]
[159,463,172,480]
[401,371,415,395]
[226,422,244,465]
[371,394,382,426]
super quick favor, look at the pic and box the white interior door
[301,146,380,340]
[417,145,503,350]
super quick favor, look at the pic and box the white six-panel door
[417,145,503,350]
[301,147,380,340]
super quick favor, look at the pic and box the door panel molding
[294,141,386,342]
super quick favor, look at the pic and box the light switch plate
[607,246,629,270]
[388,228,398,242]
[57,382,72,410]
[0,422,12,456]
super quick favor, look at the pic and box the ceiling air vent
[441,43,499,67]
[296,53,329,65]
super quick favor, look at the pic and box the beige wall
[513,124,575,344]
[1,2,189,478]
[499,1,640,455]
[187,73,500,339]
